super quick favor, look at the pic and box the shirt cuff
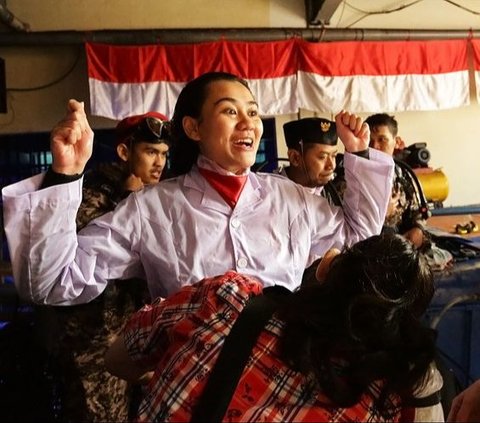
[41,167,83,189]
[352,149,370,159]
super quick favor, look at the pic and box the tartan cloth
[124,271,412,422]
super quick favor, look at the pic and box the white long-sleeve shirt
[2,149,393,305]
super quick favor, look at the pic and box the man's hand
[50,99,94,175]
[124,174,144,192]
[403,226,425,249]
[335,111,370,153]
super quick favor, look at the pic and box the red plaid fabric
[124,271,405,422]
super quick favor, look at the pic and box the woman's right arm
[3,177,144,305]
[1,100,141,305]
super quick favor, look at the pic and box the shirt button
[237,257,248,268]
[231,218,240,228]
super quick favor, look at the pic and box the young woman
[2,72,394,305]
[105,233,443,422]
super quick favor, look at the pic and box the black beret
[283,117,337,149]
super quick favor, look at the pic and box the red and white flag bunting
[469,39,480,105]
[86,38,469,120]
[297,39,469,114]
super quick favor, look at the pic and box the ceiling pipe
[0,27,477,46]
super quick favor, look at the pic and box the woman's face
[186,79,263,174]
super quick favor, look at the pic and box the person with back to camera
[104,233,444,422]
[278,116,342,206]
[43,111,171,422]
[2,72,394,308]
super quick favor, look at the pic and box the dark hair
[365,113,399,137]
[279,233,435,415]
[169,72,252,176]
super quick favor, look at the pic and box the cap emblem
[320,121,331,132]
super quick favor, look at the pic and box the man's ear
[183,116,201,142]
[116,143,130,162]
[395,136,405,150]
[287,149,302,167]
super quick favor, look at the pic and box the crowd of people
[1,71,479,422]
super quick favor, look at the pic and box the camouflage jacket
[385,162,425,234]
[332,156,425,235]
[46,162,148,422]
[76,162,131,231]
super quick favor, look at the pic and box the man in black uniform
[277,117,342,206]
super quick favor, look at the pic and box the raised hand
[335,110,370,153]
[50,99,94,175]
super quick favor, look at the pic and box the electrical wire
[430,292,480,330]
[429,292,480,386]
[341,0,480,28]
[345,0,426,15]
[7,46,82,92]
[344,0,425,27]
[342,0,480,28]
[393,159,431,220]
[335,0,348,27]
[436,347,475,387]
[442,0,480,15]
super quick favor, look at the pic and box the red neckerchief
[198,167,248,209]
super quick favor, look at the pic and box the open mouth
[233,138,254,149]
[320,173,334,180]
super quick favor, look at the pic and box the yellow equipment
[414,168,449,203]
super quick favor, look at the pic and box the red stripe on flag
[86,42,194,82]
[86,40,297,83]
[297,39,468,76]
[470,39,480,71]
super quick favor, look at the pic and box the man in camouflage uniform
[365,113,427,248]
[333,113,427,249]
[50,111,171,422]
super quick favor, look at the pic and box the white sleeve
[308,148,394,258]
[2,174,143,305]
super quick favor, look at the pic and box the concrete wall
[0,0,479,207]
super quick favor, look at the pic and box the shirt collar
[197,154,250,177]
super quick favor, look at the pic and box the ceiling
[306,0,480,30]
[1,1,480,46]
